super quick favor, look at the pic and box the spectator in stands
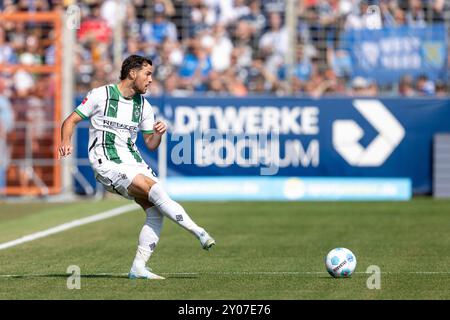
[123,36,146,58]
[209,0,234,27]
[8,22,27,54]
[221,49,249,96]
[329,48,352,78]
[19,34,42,65]
[220,0,251,27]
[277,44,313,92]
[0,28,17,64]
[153,38,183,85]
[208,23,234,72]
[349,76,378,96]
[398,74,416,96]
[380,0,398,26]
[13,69,34,98]
[241,0,267,39]
[78,4,112,44]
[233,20,256,68]
[415,74,436,95]
[141,4,178,58]
[406,0,427,26]
[0,78,14,193]
[262,0,285,13]
[156,0,176,17]
[392,7,407,26]
[90,59,114,89]
[28,76,50,155]
[302,58,321,95]
[100,0,127,29]
[344,0,383,30]
[259,11,288,57]
[187,0,217,37]
[246,52,279,94]
[305,66,342,97]
[424,0,446,22]
[177,37,212,91]
[44,31,55,65]
[123,3,141,37]
[163,71,191,96]
[314,0,343,55]
[7,0,442,97]
[258,11,288,76]
[206,70,227,95]
[366,78,379,96]
[75,43,94,93]
[1,0,17,13]
[17,0,50,12]
[321,67,348,96]
[49,0,64,12]
[434,80,448,97]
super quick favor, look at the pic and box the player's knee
[134,197,154,210]
[129,174,158,199]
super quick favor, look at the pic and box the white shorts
[92,159,159,200]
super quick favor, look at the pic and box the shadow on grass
[0,273,199,279]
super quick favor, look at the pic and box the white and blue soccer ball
[325,248,357,278]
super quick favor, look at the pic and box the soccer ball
[325,248,357,278]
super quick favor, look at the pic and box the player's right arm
[58,88,99,158]
[58,111,84,158]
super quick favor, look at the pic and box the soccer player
[58,55,215,280]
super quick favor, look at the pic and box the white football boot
[128,265,165,280]
[199,230,216,250]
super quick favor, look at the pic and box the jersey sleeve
[75,88,101,119]
[139,98,155,134]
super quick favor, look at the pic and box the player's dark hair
[120,55,153,80]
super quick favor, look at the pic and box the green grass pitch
[0,197,449,299]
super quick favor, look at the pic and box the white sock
[132,206,163,270]
[148,183,204,238]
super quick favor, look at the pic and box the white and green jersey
[75,84,155,166]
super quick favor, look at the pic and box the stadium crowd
[0,0,449,98]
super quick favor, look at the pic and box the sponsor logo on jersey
[103,119,138,132]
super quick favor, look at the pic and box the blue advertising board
[341,24,448,84]
[165,177,411,201]
[75,96,450,197]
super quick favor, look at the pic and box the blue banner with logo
[341,24,448,84]
[75,96,450,195]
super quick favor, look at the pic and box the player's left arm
[143,120,167,151]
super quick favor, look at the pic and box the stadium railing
[0,12,62,196]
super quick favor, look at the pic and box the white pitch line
[168,271,450,276]
[0,204,139,251]
[1,271,449,278]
